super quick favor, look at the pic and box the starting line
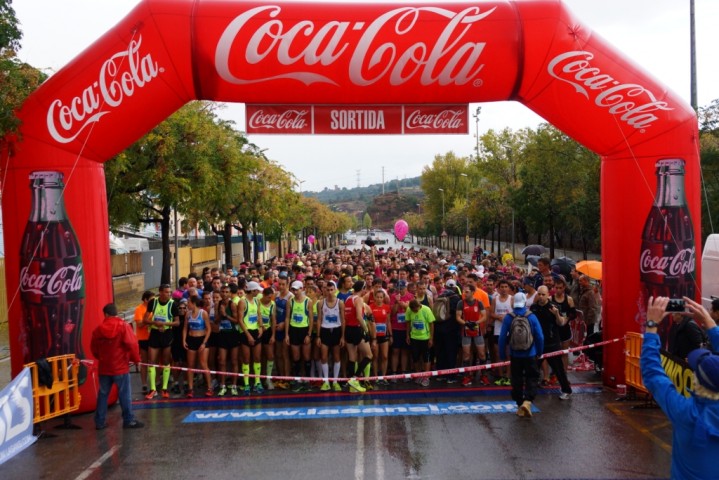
[182,401,538,423]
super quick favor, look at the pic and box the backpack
[508,312,534,351]
[433,296,452,322]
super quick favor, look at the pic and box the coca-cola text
[248,109,309,130]
[406,109,464,130]
[548,51,672,130]
[47,36,162,144]
[19,264,84,296]
[215,5,494,87]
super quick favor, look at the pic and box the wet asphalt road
[2,373,672,480]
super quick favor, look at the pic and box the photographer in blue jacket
[641,296,719,480]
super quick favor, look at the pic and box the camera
[666,298,685,312]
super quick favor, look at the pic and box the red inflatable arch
[3,0,699,411]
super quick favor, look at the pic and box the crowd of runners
[133,242,602,399]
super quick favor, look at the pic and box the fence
[24,354,82,424]
[110,252,143,277]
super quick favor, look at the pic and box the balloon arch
[3,0,699,411]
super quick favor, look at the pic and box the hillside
[306,176,423,228]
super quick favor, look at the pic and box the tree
[105,101,251,284]
[0,0,46,141]
[362,212,372,233]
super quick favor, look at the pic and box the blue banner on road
[183,401,538,423]
[0,368,37,465]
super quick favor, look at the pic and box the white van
[701,234,719,309]
[122,237,150,252]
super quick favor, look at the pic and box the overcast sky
[14,0,719,191]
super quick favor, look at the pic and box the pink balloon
[394,220,409,241]
[308,234,316,244]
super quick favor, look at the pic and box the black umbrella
[551,257,576,277]
[525,255,540,267]
[522,244,546,256]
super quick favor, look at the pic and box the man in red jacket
[91,303,144,430]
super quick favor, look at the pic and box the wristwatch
[645,320,659,328]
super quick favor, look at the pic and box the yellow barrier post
[24,354,82,426]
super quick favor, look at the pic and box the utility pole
[460,173,469,253]
[356,170,361,189]
[381,166,385,194]
[473,106,482,159]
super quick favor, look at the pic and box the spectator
[667,312,705,360]
[499,292,544,418]
[641,296,719,480]
[92,303,143,430]
[578,275,599,335]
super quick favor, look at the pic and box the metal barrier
[24,355,82,424]
[624,332,648,394]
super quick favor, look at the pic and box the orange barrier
[23,355,82,424]
[624,332,648,394]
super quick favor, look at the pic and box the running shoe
[479,374,491,386]
[145,390,157,400]
[266,379,275,391]
[461,376,472,387]
[205,390,214,397]
[420,377,430,387]
[377,379,390,386]
[275,380,289,390]
[520,400,533,417]
[254,383,264,394]
[186,391,194,399]
[347,377,366,392]
[320,381,331,391]
[559,392,572,400]
[217,386,227,397]
[493,378,504,386]
[500,378,511,386]
[446,377,458,384]
[161,390,170,399]
[363,381,374,391]
[243,385,251,396]
[549,374,558,386]
[229,385,239,396]
[332,382,342,392]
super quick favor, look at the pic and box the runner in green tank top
[238,281,265,395]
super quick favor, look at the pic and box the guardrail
[24,355,82,424]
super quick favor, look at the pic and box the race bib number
[412,321,425,331]
[248,314,258,325]
[292,314,304,325]
[376,323,387,335]
[397,313,406,324]
[325,314,339,324]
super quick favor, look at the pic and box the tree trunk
[252,221,260,264]
[160,205,172,286]
[241,225,250,262]
[223,223,234,269]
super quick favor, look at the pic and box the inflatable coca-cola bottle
[19,171,86,384]
[638,159,696,340]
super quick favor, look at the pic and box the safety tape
[81,336,624,384]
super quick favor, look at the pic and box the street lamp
[416,203,421,215]
[460,173,469,253]
[473,106,482,160]
[438,188,446,249]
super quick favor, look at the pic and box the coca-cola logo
[47,36,162,144]
[547,51,672,130]
[215,5,494,87]
[639,247,695,276]
[248,109,309,130]
[406,109,464,130]
[19,264,84,296]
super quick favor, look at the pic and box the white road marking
[355,416,365,480]
[74,445,121,480]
